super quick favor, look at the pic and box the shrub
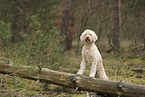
[0,20,11,46]
[2,13,64,71]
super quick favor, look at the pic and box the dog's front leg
[77,59,86,75]
[89,61,97,78]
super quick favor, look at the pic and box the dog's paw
[89,74,95,78]
[77,71,83,75]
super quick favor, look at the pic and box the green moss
[126,57,144,65]
[72,94,86,97]
[110,76,145,85]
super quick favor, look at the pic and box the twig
[0,57,12,63]
[38,63,42,73]
[1,77,5,87]
[31,79,40,89]
[0,69,24,87]
[9,69,25,76]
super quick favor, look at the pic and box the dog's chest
[82,46,95,61]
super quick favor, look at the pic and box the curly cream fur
[77,29,108,80]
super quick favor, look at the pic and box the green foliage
[0,20,11,46]
[27,8,45,30]
[111,47,129,80]
[28,15,41,30]
[21,20,63,70]
[1,12,64,70]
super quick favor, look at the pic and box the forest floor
[0,40,145,97]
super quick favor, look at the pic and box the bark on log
[0,62,145,97]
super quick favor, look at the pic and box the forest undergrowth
[0,13,145,96]
[0,39,145,97]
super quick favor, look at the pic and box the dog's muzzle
[85,37,90,42]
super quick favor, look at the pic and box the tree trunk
[61,0,74,51]
[112,0,120,54]
[11,0,24,43]
[22,1,27,33]
[75,0,91,55]
[143,7,145,51]
[143,32,145,51]
[144,36,145,51]
[119,0,121,27]
[0,62,145,97]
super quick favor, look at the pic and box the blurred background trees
[0,0,144,54]
[112,0,120,54]
[61,0,74,51]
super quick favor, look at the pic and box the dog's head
[80,29,98,43]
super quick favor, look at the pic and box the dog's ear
[92,31,98,42]
[80,32,85,41]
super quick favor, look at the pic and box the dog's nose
[86,37,89,39]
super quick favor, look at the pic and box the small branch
[0,57,12,64]
[75,87,78,91]
[38,63,42,73]
[119,11,127,28]
[9,69,25,76]
[31,79,40,89]
[0,69,24,87]
[1,77,5,87]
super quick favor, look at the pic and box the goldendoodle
[77,29,108,80]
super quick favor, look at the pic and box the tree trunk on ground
[61,0,74,51]
[0,62,145,97]
[112,0,120,54]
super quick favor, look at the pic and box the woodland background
[0,0,145,96]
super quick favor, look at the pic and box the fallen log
[0,62,145,97]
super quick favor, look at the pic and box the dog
[77,29,108,80]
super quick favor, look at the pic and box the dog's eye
[90,34,92,36]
